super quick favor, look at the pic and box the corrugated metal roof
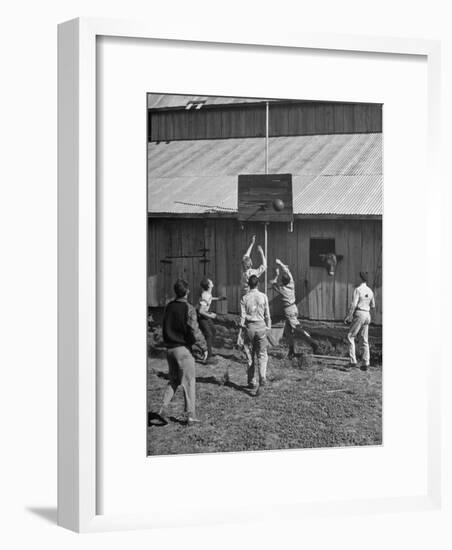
[148,133,382,216]
[148,94,274,109]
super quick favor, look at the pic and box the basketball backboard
[237,174,293,222]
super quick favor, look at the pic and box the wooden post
[265,101,269,174]
[264,101,269,295]
[264,222,268,295]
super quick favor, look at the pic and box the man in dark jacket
[158,279,207,425]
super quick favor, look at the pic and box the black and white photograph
[5,0,448,543]
[147,93,383,456]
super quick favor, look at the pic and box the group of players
[157,235,375,425]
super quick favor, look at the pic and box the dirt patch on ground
[147,316,382,456]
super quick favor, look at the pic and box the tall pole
[264,101,269,295]
[265,101,269,174]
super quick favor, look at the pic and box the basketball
[272,198,285,211]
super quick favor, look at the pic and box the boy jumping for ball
[270,258,319,358]
[240,235,267,295]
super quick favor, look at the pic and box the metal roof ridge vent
[185,100,206,110]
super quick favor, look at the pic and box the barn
[147,95,382,324]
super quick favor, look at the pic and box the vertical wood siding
[148,217,383,324]
[149,102,382,142]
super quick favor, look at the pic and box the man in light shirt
[270,258,319,358]
[239,235,267,368]
[238,275,271,395]
[240,234,267,295]
[196,276,226,364]
[344,271,376,370]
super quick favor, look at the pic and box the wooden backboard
[238,174,293,222]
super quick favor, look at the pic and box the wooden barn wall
[149,102,382,142]
[148,218,383,324]
[149,105,266,141]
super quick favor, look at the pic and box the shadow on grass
[197,375,255,397]
[196,375,222,386]
[148,411,168,427]
[148,411,187,427]
[215,352,242,363]
[155,367,256,397]
[223,379,255,396]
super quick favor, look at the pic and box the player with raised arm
[270,258,319,359]
[238,235,268,369]
[240,235,267,295]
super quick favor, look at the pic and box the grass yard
[147,325,382,456]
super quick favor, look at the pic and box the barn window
[310,238,335,267]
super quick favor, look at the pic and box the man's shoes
[247,381,257,389]
[360,364,369,371]
[255,380,266,396]
[187,416,201,426]
[157,407,169,425]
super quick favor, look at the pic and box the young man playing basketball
[197,277,226,365]
[270,258,319,358]
[240,234,267,295]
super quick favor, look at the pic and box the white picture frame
[58,17,445,533]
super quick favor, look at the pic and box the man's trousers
[347,311,371,366]
[162,346,196,415]
[245,322,269,386]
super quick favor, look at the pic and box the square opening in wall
[310,238,336,267]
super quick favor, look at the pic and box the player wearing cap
[344,272,376,370]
